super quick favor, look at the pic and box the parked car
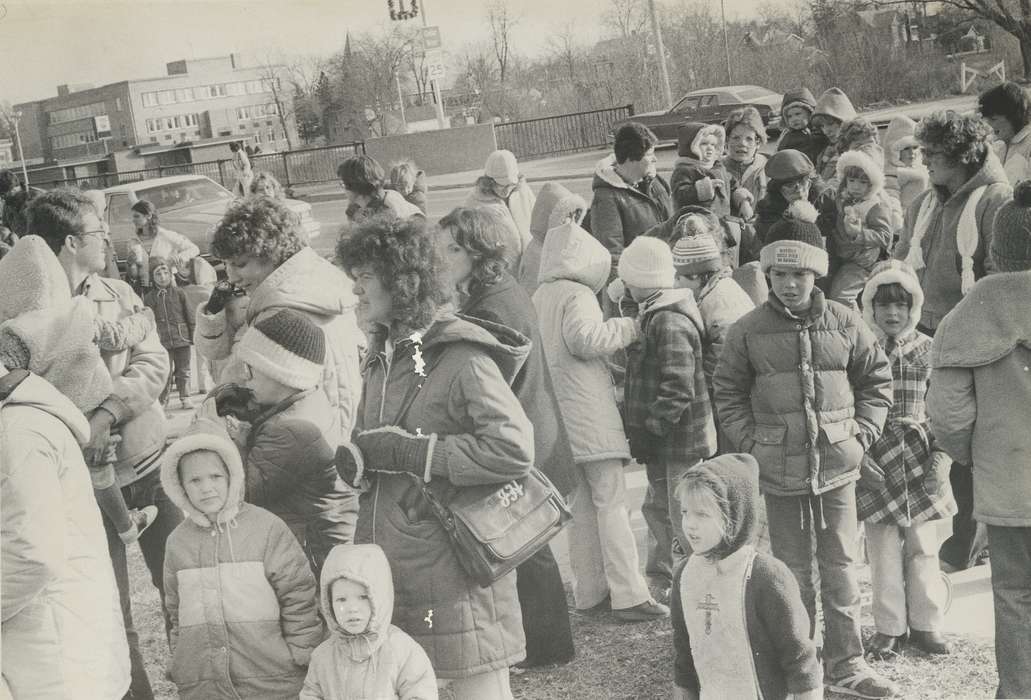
[610,85,784,144]
[102,174,320,267]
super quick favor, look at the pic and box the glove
[859,455,885,489]
[334,442,366,488]
[843,206,863,237]
[606,277,625,304]
[212,383,263,423]
[627,427,658,465]
[695,177,716,202]
[731,187,753,210]
[205,280,241,315]
[355,426,436,481]
[924,450,953,496]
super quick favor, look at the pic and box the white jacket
[1,371,130,699]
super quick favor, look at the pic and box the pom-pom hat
[991,180,1031,272]
[760,200,828,277]
[672,215,723,276]
[237,308,326,390]
[618,236,675,289]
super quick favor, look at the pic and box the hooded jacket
[671,123,732,218]
[670,454,821,700]
[196,246,364,441]
[517,182,586,295]
[893,149,1011,330]
[354,313,534,678]
[302,545,437,700]
[143,283,195,349]
[694,269,755,387]
[882,115,929,213]
[161,419,324,700]
[590,153,673,275]
[463,177,537,270]
[624,288,717,464]
[777,88,827,169]
[386,169,428,213]
[995,123,1031,186]
[927,271,1031,527]
[713,288,892,496]
[833,149,893,267]
[1,370,130,700]
[533,220,635,464]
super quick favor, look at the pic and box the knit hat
[813,87,857,124]
[484,149,520,187]
[236,308,326,390]
[724,106,767,145]
[149,256,171,276]
[991,180,1031,272]
[860,259,924,339]
[760,200,828,277]
[884,115,919,167]
[764,149,814,182]
[529,182,586,242]
[779,87,817,121]
[618,236,675,289]
[672,232,722,276]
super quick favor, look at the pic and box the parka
[463,177,537,269]
[354,312,534,678]
[777,87,828,166]
[832,150,893,268]
[694,269,755,387]
[671,123,731,218]
[712,288,892,496]
[517,182,586,295]
[994,123,1031,186]
[533,220,635,464]
[161,420,324,700]
[1,369,131,700]
[195,246,364,441]
[302,544,438,700]
[144,284,195,349]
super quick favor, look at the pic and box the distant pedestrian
[387,159,428,213]
[979,81,1031,185]
[464,149,537,270]
[230,141,253,196]
[128,199,200,289]
[143,257,195,410]
[777,87,828,165]
[338,155,423,225]
[812,87,858,185]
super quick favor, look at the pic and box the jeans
[159,346,192,403]
[865,520,947,635]
[939,461,989,570]
[986,526,1031,699]
[765,483,864,679]
[569,458,650,610]
[641,459,698,583]
[515,542,574,666]
[103,467,184,700]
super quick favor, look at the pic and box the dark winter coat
[778,129,828,168]
[462,272,574,494]
[143,285,194,349]
[754,183,835,246]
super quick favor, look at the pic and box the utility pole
[720,0,733,84]
[12,113,29,188]
[648,0,673,109]
[395,71,408,132]
[420,2,447,129]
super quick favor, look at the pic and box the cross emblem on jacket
[697,593,719,635]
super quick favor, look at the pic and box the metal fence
[29,141,366,191]
[495,104,635,160]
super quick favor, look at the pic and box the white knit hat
[484,150,520,186]
[236,309,325,390]
[618,236,675,289]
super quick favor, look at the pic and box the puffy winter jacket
[143,285,195,349]
[1,371,130,700]
[712,289,892,496]
[694,270,755,387]
[463,178,537,269]
[161,420,324,700]
[533,221,635,464]
[195,246,364,442]
[302,545,437,700]
[355,314,534,678]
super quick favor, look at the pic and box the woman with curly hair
[893,109,1011,576]
[334,216,533,699]
[338,155,423,225]
[979,81,1031,185]
[195,196,363,441]
[127,199,200,289]
[435,206,577,664]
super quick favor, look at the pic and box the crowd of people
[1,79,1030,700]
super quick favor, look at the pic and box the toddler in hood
[302,544,437,700]
[517,181,587,295]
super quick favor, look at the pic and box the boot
[909,629,950,655]
[866,632,907,660]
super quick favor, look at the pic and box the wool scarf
[906,186,986,295]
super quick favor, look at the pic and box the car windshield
[135,179,231,213]
[734,87,777,101]
[671,95,701,113]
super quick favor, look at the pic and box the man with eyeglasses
[28,189,177,700]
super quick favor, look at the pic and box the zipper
[377,349,391,424]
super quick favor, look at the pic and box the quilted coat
[161,420,325,700]
[1,371,130,700]
[533,220,635,464]
[712,289,892,496]
[301,544,437,700]
[143,285,195,349]
[354,313,534,678]
[694,269,755,388]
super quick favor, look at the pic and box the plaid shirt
[856,331,958,524]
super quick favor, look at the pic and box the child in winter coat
[518,181,587,295]
[812,87,858,185]
[777,87,829,166]
[671,454,822,700]
[618,236,717,592]
[143,257,195,409]
[713,212,897,699]
[723,107,768,264]
[212,308,358,573]
[161,419,324,700]
[301,544,437,699]
[533,217,664,621]
[856,260,956,661]
[883,115,929,217]
[829,151,893,307]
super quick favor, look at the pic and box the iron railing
[28,141,366,191]
[495,104,635,160]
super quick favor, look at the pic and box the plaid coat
[856,331,958,525]
[624,289,717,467]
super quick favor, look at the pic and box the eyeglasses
[77,228,110,245]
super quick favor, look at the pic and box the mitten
[212,383,262,423]
[924,450,953,495]
[205,280,241,315]
[334,442,366,488]
[355,426,437,482]
[859,455,885,489]
[731,187,753,210]
[695,177,716,202]
[606,277,625,304]
[843,206,863,236]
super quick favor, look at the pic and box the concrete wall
[364,124,497,176]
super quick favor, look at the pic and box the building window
[158,90,176,105]
[150,136,158,143]
[267,128,275,142]
[142,92,159,107]
[253,122,261,129]
[227,81,246,96]
[237,106,249,120]
[49,129,99,149]
[48,101,107,125]
[116,97,124,111]
[208,84,226,98]
[180,132,187,141]
[245,79,264,94]
[120,124,127,136]
[164,134,172,140]
[175,88,194,102]
[266,102,278,115]
[266,120,274,126]
[164,117,175,130]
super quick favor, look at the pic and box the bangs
[872,282,912,307]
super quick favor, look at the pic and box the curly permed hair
[335,216,451,335]
[836,117,879,155]
[916,110,993,170]
[210,196,304,265]
[438,207,509,295]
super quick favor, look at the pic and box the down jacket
[1,371,130,700]
[302,544,437,700]
[694,269,755,387]
[354,313,534,678]
[533,220,635,464]
[161,420,324,700]
[712,289,892,496]
[195,246,364,442]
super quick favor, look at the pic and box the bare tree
[603,0,648,38]
[327,26,415,137]
[486,0,519,83]
[256,57,300,151]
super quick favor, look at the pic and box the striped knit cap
[237,308,325,390]
[672,232,722,276]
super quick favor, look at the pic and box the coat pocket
[751,424,788,477]
[819,418,864,471]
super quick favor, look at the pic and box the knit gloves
[695,177,723,203]
[353,426,438,482]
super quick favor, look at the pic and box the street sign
[94,114,112,137]
[422,26,441,51]
[425,50,446,81]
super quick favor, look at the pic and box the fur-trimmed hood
[160,418,246,527]
[861,259,924,340]
[884,115,919,167]
[780,87,817,121]
[836,149,886,199]
[528,182,586,243]
[319,544,394,660]
[677,122,726,161]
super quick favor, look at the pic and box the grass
[131,541,997,700]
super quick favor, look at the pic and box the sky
[1,0,778,105]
